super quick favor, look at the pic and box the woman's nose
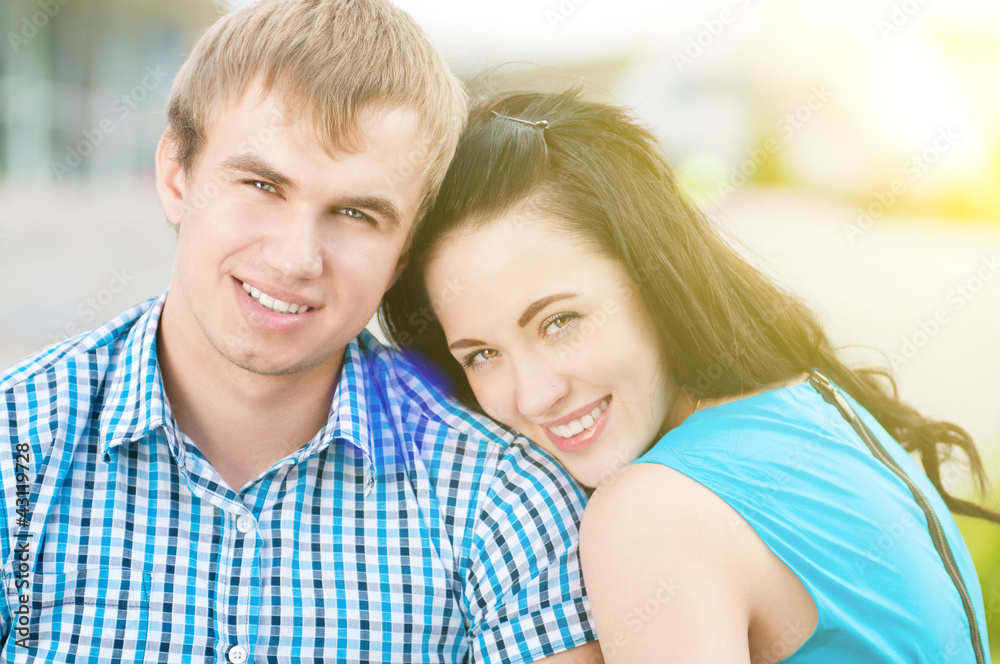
[513,359,570,421]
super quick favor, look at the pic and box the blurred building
[1,0,218,183]
[4,0,999,219]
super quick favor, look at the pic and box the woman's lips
[540,397,612,454]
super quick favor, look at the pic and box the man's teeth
[242,281,309,314]
[548,399,609,439]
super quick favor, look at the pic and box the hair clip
[491,110,549,129]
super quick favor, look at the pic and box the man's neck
[157,299,344,492]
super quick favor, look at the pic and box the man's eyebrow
[221,154,404,230]
[220,153,295,191]
[333,196,404,230]
[518,293,577,327]
[448,338,488,351]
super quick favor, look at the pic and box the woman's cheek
[473,379,519,428]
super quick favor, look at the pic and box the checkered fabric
[0,292,595,663]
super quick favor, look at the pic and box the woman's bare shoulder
[581,461,751,563]
[580,462,816,663]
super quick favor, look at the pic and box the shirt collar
[98,291,379,493]
[98,291,171,457]
[294,329,378,494]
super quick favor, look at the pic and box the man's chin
[234,357,314,377]
[215,339,341,379]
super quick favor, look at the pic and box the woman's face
[425,209,676,488]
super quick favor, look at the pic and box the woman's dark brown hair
[380,88,999,523]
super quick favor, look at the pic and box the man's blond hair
[166,0,466,216]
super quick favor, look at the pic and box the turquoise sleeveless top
[636,379,989,662]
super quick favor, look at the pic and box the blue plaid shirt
[0,293,595,662]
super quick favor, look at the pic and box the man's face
[157,89,425,378]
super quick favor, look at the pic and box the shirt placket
[175,443,263,664]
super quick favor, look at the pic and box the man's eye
[251,181,278,194]
[337,208,367,220]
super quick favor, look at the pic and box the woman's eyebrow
[447,293,580,350]
[448,338,488,351]
[518,293,578,327]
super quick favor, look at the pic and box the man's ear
[388,214,421,288]
[155,129,186,227]
[389,250,410,288]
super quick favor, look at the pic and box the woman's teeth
[548,399,609,439]
[242,281,310,314]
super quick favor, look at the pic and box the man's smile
[241,281,311,314]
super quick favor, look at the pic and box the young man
[0,1,601,661]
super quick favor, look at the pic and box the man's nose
[262,211,324,280]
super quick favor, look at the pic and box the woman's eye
[252,181,278,194]
[542,313,577,337]
[464,348,499,369]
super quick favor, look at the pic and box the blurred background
[2,0,1000,650]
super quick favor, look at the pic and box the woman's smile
[538,396,611,453]
[425,207,675,488]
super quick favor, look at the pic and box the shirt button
[235,515,254,534]
[227,644,249,664]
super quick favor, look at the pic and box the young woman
[380,89,998,663]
